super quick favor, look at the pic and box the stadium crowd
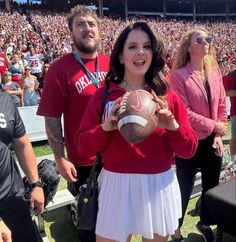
[0,7,235,106]
[0,4,235,242]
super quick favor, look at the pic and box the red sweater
[75,83,198,174]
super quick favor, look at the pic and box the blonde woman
[170,28,227,242]
[21,66,39,106]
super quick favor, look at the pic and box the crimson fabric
[223,70,236,116]
[76,83,198,174]
[12,75,21,86]
[37,53,109,166]
[0,53,6,75]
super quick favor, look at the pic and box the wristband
[31,180,43,189]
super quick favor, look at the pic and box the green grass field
[41,179,235,242]
[32,120,234,242]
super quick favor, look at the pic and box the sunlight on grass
[32,141,52,157]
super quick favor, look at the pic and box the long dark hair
[105,21,168,96]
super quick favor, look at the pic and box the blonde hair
[172,28,218,75]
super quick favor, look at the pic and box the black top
[0,89,26,145]
[0,89,26,209]
[204,79,212,118]
[0,141,25,209]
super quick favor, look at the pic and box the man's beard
[73,36,99,54]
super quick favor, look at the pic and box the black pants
[176,134,222,227]
[68,165,96,242]
[0,195,37,242]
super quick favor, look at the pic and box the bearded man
[37,5,109,242]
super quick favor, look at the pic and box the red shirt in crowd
[0,53,6,76]
[37,52,110,166]
[223,70,236,116]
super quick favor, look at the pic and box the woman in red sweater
[75,22,197,242]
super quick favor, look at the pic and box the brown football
[117,89,157,144]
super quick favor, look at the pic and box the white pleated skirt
[96,168,182,242]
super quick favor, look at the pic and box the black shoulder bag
[76,85,109,230]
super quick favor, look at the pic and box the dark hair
[67,5,99,32]
[105,21,168,96]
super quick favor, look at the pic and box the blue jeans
[23,90,38,106]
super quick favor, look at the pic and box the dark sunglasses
[196,36,212,44]
[25,68,31,71]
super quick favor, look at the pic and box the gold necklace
[122,80,147,91]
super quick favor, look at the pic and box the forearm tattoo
[45,117,65,160]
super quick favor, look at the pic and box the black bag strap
[84,84,109,197]
[97,83,109,165]
[95,83,109,172]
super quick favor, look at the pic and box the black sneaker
[172,235,184,242]
[196,221,216,242]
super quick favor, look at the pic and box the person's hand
[30,186,44,215]
[213,134,224,157]
[214,122,227,136]
[152,90,179,131]
[101,97,122,132]
[56,157,77,182]
[0,219,12,242]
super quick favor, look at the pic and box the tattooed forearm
[45,117,65,160]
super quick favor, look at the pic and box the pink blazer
[170,63,227,140]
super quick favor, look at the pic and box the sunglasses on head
[196,36,212,44]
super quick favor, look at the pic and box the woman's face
[25,67,31,74]
[188,30,211,58]
[4,73,12,82]
[44,65,50,72]
[12,54,19,62]
[120,29,153,81]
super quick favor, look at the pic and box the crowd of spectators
[0,6,235,106]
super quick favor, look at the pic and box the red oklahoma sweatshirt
[75,83,198,174]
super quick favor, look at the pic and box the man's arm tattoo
[45,117,65,160]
